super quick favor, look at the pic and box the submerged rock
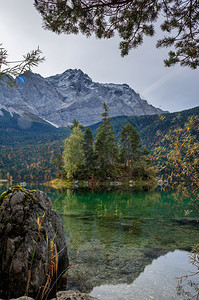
[0,186,69,299]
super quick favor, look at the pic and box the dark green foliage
[70,119,85,131]
[94,104,118,177]
[120,123,141,173]
[119,123,153,179]
[34,0,199,68]
[0,109,69,146]
[0,106,198,183]
[157,0,199,69]
[90,106,199,150]
[61,104,152,182]
[82,128,95,174]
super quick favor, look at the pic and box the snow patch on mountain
[42,118,61,128]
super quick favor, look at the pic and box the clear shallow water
[0,184,199,299]
[90,250,199,300]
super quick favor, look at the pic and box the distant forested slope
[0,110,69,146]
[0,106,198,183]
[0,110,69,182]
[90,106,199,149]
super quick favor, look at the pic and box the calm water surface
[1,184,199,299]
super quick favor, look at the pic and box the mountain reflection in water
[90,250,198,300]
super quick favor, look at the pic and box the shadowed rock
[0,186,69,299]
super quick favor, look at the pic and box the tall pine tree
[83,128,95,176]
[120,123,141,175]
[94,103,118,177]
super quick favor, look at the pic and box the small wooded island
[52,104,156,191]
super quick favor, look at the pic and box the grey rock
[0,69,167,127]
[53,290,98,300]
[0,297,34,300]
[0,187,69,299]
[0,291,98,300]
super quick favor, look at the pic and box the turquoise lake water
[1,184,198,299]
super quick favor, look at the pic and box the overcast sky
[0,0,198,113]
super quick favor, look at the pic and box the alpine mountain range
[0,69,167,127]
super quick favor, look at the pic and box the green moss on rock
[0,190,9,204]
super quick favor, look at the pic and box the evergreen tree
[70,119,84,131]
[34,0,199,68]
[94,103,118,177]
[82,128,95,175]
[0,45,45,86]
[63,126,84,178]
[120,123,141,175]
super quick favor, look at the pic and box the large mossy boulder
[0,186,69,299]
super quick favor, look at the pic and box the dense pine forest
[59,104,155,189]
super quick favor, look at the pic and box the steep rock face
[0,69,167,126]
[0,187,69,299]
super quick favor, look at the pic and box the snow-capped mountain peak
[0,69,167,126]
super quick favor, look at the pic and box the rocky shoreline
[0,290,98,300]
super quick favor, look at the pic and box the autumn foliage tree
[63,126,84,178]
[154,115,199,206]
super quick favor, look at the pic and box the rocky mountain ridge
[0,69,167,126]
